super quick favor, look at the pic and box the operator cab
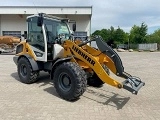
[26,13,74,61]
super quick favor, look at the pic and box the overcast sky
[1,0,160,34]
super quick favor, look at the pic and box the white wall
[68,15,91,36]
[0,14,27,36]
[0,14,91,37]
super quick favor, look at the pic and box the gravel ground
[0,52,160,120]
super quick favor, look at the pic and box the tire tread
[18,57,39,84]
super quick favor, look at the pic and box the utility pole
[128,38,130,49]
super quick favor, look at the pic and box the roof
[0,6,92,15]
[0,6,92,8]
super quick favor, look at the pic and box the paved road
[0,52,160,120]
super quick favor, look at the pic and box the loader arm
[64,40,123,89]
[63,37,145,94]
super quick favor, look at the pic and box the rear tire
[87,65,110,88]
[18,57,39,84]
[53,62,87,101]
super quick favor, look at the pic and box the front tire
[53,62,87,101]
[18,57,39,84]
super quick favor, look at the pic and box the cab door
[27,16,47,62]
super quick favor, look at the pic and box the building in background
[0,6,92,40]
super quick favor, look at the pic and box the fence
[93,42,159,51]
[117,44,138,50]
[138,43,157,50]
[129,44,138,49]
[116,43,159,50]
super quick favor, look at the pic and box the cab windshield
[44,19,70,43]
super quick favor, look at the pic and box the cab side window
[28,17,45,52]
[44,20,58,43]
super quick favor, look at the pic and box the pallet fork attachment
[122,76,145,94]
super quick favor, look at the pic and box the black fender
[17,54,40,71]
[50,56,72,79]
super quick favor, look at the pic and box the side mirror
[72,23,76,32]
[37,16,43,26]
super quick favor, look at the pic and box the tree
[146,29,160,43]
[114,27,128,44]
[92,26,128,47]
[129,22,148,44]
[92,28,114,42]
[92,30,101,36]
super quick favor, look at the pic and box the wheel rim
[20,64,27,77]
[58,72,71,92]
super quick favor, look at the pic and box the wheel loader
[13,13,145,101]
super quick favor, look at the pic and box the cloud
[89,0,160,32]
